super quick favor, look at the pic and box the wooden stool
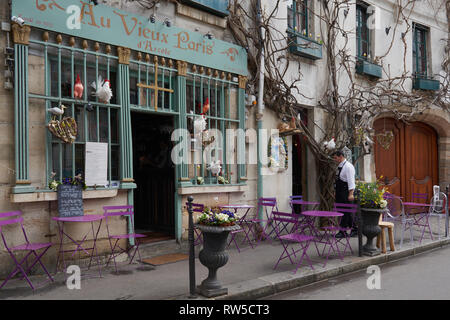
[377,214,395,253]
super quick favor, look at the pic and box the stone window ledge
[10,189,119,203]
[178,184,248,195]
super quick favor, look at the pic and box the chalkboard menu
[57,184,84,217]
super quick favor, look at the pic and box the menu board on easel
[85,142,108,187]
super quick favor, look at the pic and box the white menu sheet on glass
[85,142,108,187]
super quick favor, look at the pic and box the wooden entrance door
[374,118,438,202]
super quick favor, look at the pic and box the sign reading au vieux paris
[12,0,247,76]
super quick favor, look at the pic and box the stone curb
[170,238,450,300]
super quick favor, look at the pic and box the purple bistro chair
[289,195,303,215]
[103,206,146,273]
[0,211,54,290]
[256,197,278,240]
[187,202,204,246]
[324,203,358,255]
[272,211,315,274]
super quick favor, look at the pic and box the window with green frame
[356,3,371,60]
[413,23,429,78]
[185,73,240,185]
[28,34,121,188]
[288,0,311,36]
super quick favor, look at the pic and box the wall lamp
[163,18,171,27]
[204,31,214,40]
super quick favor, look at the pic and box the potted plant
[195,207,240,297]
[355,180,388,256]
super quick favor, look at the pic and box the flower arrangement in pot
[197,207,238,227]
[195,207,241,297]
[48,172,87,191]
[355,180,388,256]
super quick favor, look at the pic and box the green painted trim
[237,87,246,182]
[14,43,31,186]
[176,75,189,182]
[118,64,134,184]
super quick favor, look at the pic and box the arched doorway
[374,118,438,202]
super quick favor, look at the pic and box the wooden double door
[374,118,438,202]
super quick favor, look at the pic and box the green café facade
[8,0,248,256]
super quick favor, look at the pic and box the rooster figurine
[91,75,113,103]
[323,137,336,150]
[74,74,84,99]
[202,98,210,114]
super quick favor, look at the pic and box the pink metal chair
[0,211,54,290]
[272,212,314,274]
[187,202,204,246]
[103,206,146,272]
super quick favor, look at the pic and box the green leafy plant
[355,180,388,209]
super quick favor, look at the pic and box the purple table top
[302,210,343,217]
[403,202,431,207]
[290,200,320,205]
[52,215,105,222]
[220,205,255,209]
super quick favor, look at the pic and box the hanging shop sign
[12,0,248,76]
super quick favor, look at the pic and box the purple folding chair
[0,211,54,290]
[187,202,204,246]
[289,195,303,215]
[103,206,146,272]
[256,197,278,239]
[272,212,314,274]
[322,203,358,255]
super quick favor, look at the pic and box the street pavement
[0,215,448,300]
[266,243,450,300]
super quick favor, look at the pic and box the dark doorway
[132,112,175,242]
[292,134,304,197]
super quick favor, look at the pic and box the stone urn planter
[195,223,240,297]
[360,208,385,256]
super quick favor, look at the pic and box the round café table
[52,214,105,277]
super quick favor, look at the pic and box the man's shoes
[335,231,347,239]
[350,230,358,237]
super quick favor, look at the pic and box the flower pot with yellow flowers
[355,181,388,256]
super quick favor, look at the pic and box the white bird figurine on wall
[48,104,67,120]
[91,75,113,103]
[207,160,222,176]
[323,137,336,150]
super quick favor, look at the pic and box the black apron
[335,161,349,204]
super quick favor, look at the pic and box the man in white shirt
[332,150,357,238]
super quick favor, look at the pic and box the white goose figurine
[48,105,67,119]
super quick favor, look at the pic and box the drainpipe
[256,0,265,221]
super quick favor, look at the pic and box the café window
[28,34,121,188]
[185,73,241,185]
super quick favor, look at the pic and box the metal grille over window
[28,31,120,188]
[185,68,240,186]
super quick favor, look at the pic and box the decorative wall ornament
[268,135,288,171]
[12,23,31,45]
[117,46,131,65]
[47,117,78,144]
[376,130,394,150]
